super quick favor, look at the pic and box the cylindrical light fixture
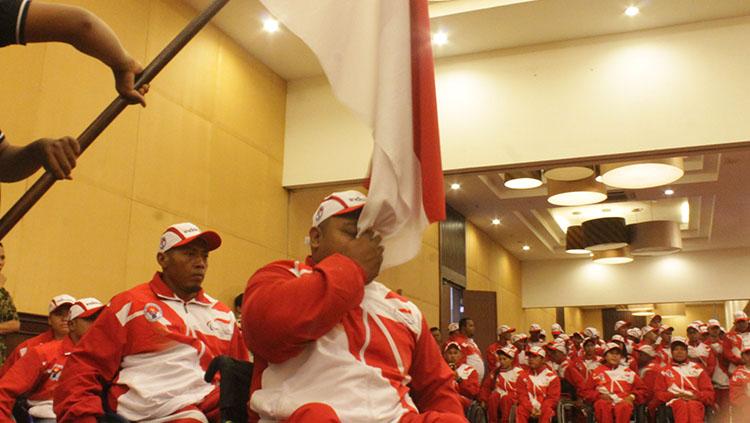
[565,226,590,255]
[547,174,607,206]
[600,158,684,189]
[503,170,543,189]
[628,220,682,256]
[583,217,629,251]
[592,246,633,264]
[544,166,595,181]
[655,303,686,318]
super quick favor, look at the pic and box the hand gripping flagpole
[0,0,230,241]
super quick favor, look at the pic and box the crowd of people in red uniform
[436,313,750,423]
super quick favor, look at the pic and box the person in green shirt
[0,242,20,365]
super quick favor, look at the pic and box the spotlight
[625,6,639,17]
[450,183,461,190]
[432,31,448,46]
[263,18,280,33]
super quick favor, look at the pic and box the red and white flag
[260,0,445,269]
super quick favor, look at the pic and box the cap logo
[315,206,325,222]
[183,226,199,235]
[144,303,163,322]
[159,237,167,250]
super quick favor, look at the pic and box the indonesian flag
[260,0,445,269]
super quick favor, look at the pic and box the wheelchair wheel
[466,401,487,423]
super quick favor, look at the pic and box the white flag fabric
[260,0,445,269]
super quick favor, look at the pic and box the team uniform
[654,360,715,423]
[449,332,486,381]
[242,255,464,423]
[452,363,480,408]
[483,367,523,423]
[583,363,646,423]
[0,336,71,420]
[515,366,560,422]
[485,341,506,373]
[53,273,247,422]
[724,328,750,374]
[729,365,750,415]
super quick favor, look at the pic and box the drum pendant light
[583,217,629,251]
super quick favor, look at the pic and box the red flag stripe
[410,0,445,223]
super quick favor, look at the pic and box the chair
[204,355,254,423]
[466,401,487,423]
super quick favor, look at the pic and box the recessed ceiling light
[263,17,280,33]
[625,6,639,17]
[664,189,674,196]
[432,31,448,46]
[522,245,531,251]
[450,182,461,190]
[491,218,501,225]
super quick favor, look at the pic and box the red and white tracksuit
[53,273,247,423]
[242,255,464,423]
[486,341,508,372]
[583,364,646,423]
[723,329,750,374]
[705,336,731,420]
[0,329,55,378]
[548,358,584,394]
[515,367,560,423]
[572,355,601,380]
[637,362,662,416]
[688,341,717,377]
[481,366,523,423]
[449,333,486,381]
[0,336,73,419]
[729,366,750,415]
[452,363,480,408]
[655,361,715,423]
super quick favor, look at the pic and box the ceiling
[182,0,750,80]
[445,148,750,261]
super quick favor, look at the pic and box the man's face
[737,320,749,332]
[687,328,700,343]
[158,239,210,295]
[309,213,359,264]
[583,342,596,355]
[708,326,721,338]
[605,350,621,367]
[49,305,72,338]
[528,354,544,369]
[644,331,658,343]
[550,350,565,364]
[672,345,688,362]
[431,329,442,344]
[498,354,513,369]
[661,329,673,343]
[742,351,750,365]
[617,326,628,337]
[444,347,462,365]
[530,331,540,342]
[69,316,95,341]
[463,320,475,337]
[572,337,582,347]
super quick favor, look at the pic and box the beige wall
[581,309,604,335]
[564,307,584,333]
[282,17,750,186]
[287,185,442,326]
[466,222,524,330]
[0,0,287,314]
[663,304,727,337]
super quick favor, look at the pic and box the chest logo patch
[49,364,64,381]
[144,303,163,322]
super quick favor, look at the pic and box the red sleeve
[458,368,480,399]
[724,335,743,365]
[485,345,498,373]
[407,318,464,415]
[0,338,29,378]
[641,369,657,404]
[0,347,44,419]
[631,373,648,404]
[654,370,675,404]
[578,371,599,403]
[242,255,365,364]
[729,371,749,406]
[564,363,584,391]
[705,348,717,378]
[53,306,127,423]
[516,373,531,409]
[542,375,561,411]
[478,369,496,402]
[696,368,715,405]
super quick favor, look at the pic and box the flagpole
[0,0,230,241]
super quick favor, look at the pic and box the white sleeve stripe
[15,0,30,44]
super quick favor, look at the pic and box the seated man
[582,343,646,423]
[0,297,104,421]
[655,337,715,423]
[449,317,485,381]
[482,346,523,423]
[243,191,464,422]
[54,223,247,423]
[0,294,75,377]
[516,346,560,423]
[544,338,584,398]
[486,325,515,372]
[443,341,479,409]
[633,344,661,419]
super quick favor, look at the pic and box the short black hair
[430,327,439,332]
[234,293,243,309]
[459,318,472,329]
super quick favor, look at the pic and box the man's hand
[599,393,613,402]
[531,408,541,417]
[622,395,634,404]
[33,137,80,179]
[113,55,149,107]
[341,230,383,283]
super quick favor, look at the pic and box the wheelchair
[655,403,715,423]
[466,401,488,423]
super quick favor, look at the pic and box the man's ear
[157,251,169,268]
[309,227,322,249]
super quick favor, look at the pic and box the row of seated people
[442,316,750,423]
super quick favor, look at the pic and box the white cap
[48,294,76,313]
[512,333,529,343]
[551,323,563,335]
[671,336,688,347]
[158,222,221,254]
[528,345,546,358]
[529,323,542,332]
[546,339,567,354]
[448,322,459,332]
[642,326,657,335]
[734,311,749,322]
[614,320,630,331]
[687,322,703,332]
[498,345,516,359]
[636,344,657,357]
[708,319,722,328]
[497,325,515,335]
[312,191,367,227]
[69,297,104,320]
[584,327,599,338]
[627,327,642,338]
[611,334,625,343]
[443,341,461,353]
[604,342,622,354]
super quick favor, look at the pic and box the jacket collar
[149,272,212,306]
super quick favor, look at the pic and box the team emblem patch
[49,364,64,381]
[144,303,163,322]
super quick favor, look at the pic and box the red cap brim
[172,231,222,251]
[77,305,105,319]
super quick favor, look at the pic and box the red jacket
[53,273,247,423]
[705,336,730,387]
[517,366,561,412]
[0,329,56,378]
[729,366,750,412]
[637,362,662,406]
[0,337,73,419]
[479,366,524,403]
[242,255,463,422]
[549,358,585,392]
[485,341,506,373]
[688,341,717,377]
[453,363,480,407]
[723,330,750,373]
[582,363,647,404]
[654,361,715,406]
[449,332,485,381]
